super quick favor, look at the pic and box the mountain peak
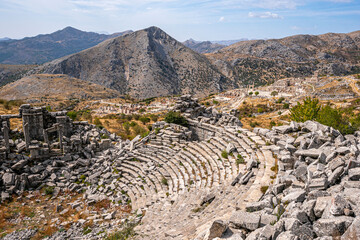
[59,26,83,33]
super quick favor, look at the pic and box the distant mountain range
[0,27,133,64]
[0,37,12,42]
[182,38,249,53]
[0,26,359,100]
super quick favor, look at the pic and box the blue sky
[0,0,359,41]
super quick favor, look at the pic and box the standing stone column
[3,121,10,153]
[23,120,30,149]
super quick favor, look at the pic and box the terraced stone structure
[1,96,360,239]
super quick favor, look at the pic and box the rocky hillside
[0,27,132,64]
[208,31,360,86]
[0,74,121,101]
[0,64,36,87]
[183,39,226,53]
[36,27,233,99]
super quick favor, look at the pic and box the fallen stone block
[282,190,306,203]
[313,216,354,237]
[349,168,360,181]
[229,210,260,231]
[207,220,227,240]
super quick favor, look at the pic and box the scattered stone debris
[1,95,360,239]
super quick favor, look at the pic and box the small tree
[255,91,259,96]
[271,91,278,97]
[164,111,188,127]
[248,92,253,96]
[290,97,321,122]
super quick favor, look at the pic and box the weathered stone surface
[294,149,322,158]
[245,200,270,212]
[282,190,306,203]
[349,168,360,181]
[314,196,331,218]
[245,224,273,240]
[329,194,350,216]
[341,217,360,240]
[273,125,293,134]
[276,231,299,240]
[229,211,260,231]
[208,220,227,240]
[2,173,15,185]
[328,166,344,185]
[313,216,354,237]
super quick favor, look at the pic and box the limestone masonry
[1,96,360,239]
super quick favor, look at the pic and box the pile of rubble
[0,105,120,201]
[174,95,242,127]
[208,120,360,239]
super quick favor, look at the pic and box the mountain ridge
[35,26,234,99]
[0,27,133,64]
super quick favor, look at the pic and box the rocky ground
[1,95,360,239]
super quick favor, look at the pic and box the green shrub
[283,103,290,109]
[150,114,158,122]
[255,91,259,96]
[236,155,245,165]
[271,91,278,96]
[139,108,145,113]
[260,186,269,194]
[67,111,78,121]
[270,121,276,127]
[105,222,137,240]
[290,97,321,122]
[164,111,188,127]
[221,150,228,159]
[93,117,103,128]
[44,186,55,196]
[290,98,357,134]
[161,177,168,186]
[248,92,253,95]
[139,116,150,124]
[276,97,285,103]
[212,100,219,105]
[257,108,264,113]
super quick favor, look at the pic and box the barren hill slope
[0,74,121,101]
[208,30,360,86]
[0,64,36,87]
[37,27,233,99]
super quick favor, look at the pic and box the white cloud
[248,11,283,19]
[219,16,225,22]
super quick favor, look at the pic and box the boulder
[349,168,360,181]
[329,194,350,216]
[11,159,28,171]
[276,231,299,240]
[313,216,354,237]
[273,125,293,134]
[229,211,260,231]
[282,190,306,203]
[314,196,331,218]
[207,220,227,240]
[294,149,322,158]
[245,225,273,240]
[341,217,360,240]
[328,166,344,185]
[2,173,15,185]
